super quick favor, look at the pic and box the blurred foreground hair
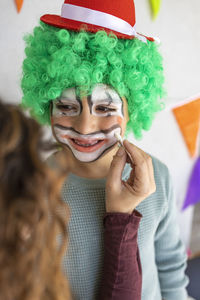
[0,102,71,300]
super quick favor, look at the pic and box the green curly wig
[21,21,165,138]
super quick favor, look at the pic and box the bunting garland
[149,0,161,19]
[15,0,24,13]
[14,0,160,18]
[182,157,200,210]
[172,96,200,211]
[172,97,200,158]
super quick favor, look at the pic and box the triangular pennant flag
[15,0,24,13]
[172,97,200,157]
[182,157,200,210]
[149,0,161,19]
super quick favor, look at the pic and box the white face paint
[51,84,124,163]
[53,125,121,162]
[90,84,123,118]
[52,88,81,117]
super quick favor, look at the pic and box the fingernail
[124,140,133,147]
[117,146,125,156]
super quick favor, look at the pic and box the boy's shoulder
[151,155,170,180]
[151,155,172,198]
[124,154,171,204]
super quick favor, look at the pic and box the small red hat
[41,0,155,42]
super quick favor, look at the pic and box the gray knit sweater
[49,155,188,300]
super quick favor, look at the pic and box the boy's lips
[61,135,107,153]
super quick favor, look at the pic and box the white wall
[0,0,200,247]
[134,0,200,248]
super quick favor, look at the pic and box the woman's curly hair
[21,22,165,138]
[0,101,71,300]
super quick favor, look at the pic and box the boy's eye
[56,104,78,112]
[96,106,117,113]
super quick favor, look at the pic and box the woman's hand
[106,140,156,214]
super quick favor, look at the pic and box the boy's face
[51,84,129,163]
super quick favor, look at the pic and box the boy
[21,0,188,299]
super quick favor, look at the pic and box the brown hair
[0,102,71,300]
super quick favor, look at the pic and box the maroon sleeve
[98,210,142,300]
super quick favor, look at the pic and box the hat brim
[40,14,154,42]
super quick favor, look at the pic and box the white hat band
[61,3,147,42]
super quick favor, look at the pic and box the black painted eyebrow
[106,92,114,105]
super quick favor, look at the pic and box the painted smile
[53,124,121,162]
[63,136,107,153]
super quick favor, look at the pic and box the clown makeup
[52,84,125,163]
[53,124,121,163]
[52,88,82,117]
[89,84,124,118]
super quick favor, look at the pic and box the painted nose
[73,98,98,135]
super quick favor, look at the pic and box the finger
[126,152,134,165]
[126,162,149,188]
[126,157,155,196]
[123,141,156,195]
[124,146,150,188]
[145,155,156,192]
[106,146,127,190]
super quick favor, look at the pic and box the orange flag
[15,0,24,13]
[172,97,200,157]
